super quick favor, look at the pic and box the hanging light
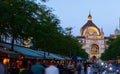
[3,58,10,64]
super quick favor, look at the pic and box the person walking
[67,61,75,74]
[0,62,4,74]
[19,59,33,74]
[77,61,82,74]
[87,64,91,74]
[31,59,45,74]
[57,61,64,74]
[84,62,87,74]
[45,60,59,74]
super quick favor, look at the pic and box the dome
[80,14,100,36]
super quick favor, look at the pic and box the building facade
[77,13,109,59]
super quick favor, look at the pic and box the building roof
[80,14,100,35]
[76,36,85,38]
[115,28,119,32]
[81,21,100,31]
[109,34,116,39]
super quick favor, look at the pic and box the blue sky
[43,0,120,36]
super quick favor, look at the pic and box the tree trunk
[0,35,1,42]
[11,33,15,51]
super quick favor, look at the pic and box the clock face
[89,31,93,35]
[88,29,97,35]
[84,27,99,36]
[89,30,94,35]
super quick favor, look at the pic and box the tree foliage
[101,35,120,61]
[0,0,88,58]
[0,0,50,49]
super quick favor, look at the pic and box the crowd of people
[0,58,107,74]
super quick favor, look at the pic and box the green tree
[101,35,120,61]
[0,0,88,59]
[51,34,88,58]
[0,0,50,49]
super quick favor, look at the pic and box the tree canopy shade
[101,35,120,61]
[0,0,51,49]
[0,0,88,58]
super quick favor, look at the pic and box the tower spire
[119,17,120,29]
[101,27,103,32]
[119,17,120,34]
[88,11,92,21]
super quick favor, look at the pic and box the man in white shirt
[45,60,59,74]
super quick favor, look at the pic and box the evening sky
[43,0,120,36]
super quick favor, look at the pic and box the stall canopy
[34,50,65,60]
[0,47,19,58]
[0,42,69,60]
[77,56,86,60]
[49,53,65,60]
[0,43,42,58]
